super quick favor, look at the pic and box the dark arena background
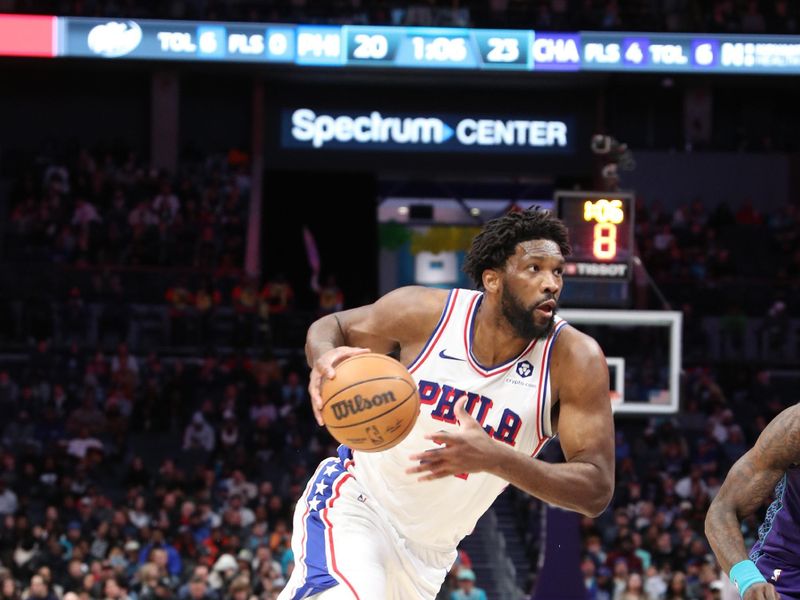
[0,2,799,599]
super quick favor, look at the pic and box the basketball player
[706,404,800,600]
[279,208,615,600]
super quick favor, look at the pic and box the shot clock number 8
[593,223,617,260]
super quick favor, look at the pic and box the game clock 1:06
[411,36,468,62]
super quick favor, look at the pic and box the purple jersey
[750,466,800,598]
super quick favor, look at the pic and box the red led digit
[593,223,617,260]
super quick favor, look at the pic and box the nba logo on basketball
[516,360,534,378]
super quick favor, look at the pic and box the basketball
[320,353,419,452]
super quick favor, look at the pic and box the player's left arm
[407,327,615,517]
[499,327,615,516]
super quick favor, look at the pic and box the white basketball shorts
[278,447,457,600]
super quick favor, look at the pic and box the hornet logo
[87,21,143,57]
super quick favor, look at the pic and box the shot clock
[554,190,634,280]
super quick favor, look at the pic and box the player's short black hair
[462,207,571,289]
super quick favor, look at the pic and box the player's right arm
[305,286,448,426]
[705,404,800,600]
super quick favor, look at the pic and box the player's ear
[482,268,501,293]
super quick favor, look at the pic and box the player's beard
[501,285,556,341]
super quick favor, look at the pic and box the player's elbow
[703,511,714,544]
[581,486,613,518]
[704,497,726,542]
[580,463,614,517]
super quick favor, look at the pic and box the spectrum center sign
[281,108,574,153]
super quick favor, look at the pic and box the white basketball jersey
[348,288,568,551]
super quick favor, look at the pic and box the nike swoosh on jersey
[438,349,465,361]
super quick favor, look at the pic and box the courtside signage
[282,108,573,154]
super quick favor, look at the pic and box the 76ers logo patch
[516,360,534,378]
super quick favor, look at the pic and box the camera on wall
[591,134,635,190]
[591,134,615,155]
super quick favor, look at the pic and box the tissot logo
[87,21,143,57]
[283,109,572,153]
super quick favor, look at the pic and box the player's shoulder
[749,402,800,468]
[550,323,606,371]
[372,286,453,332]
[380,286,452,316]
[769,402,800,433]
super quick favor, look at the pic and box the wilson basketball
[320,353,419,452]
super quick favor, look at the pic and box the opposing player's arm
[407,327,614,517]
[706,404,800,584]
[305,286,448,425]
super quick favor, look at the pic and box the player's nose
[541,271,560,294]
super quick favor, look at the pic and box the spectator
[138,530,182,578]
[71,198,101,228]
[768,0,798,33]
[231,278,259,348]
[133,562,160,600]
[0,479,19,516]
[208,555,237,592]
[61,287,87,344]
[740,0,766,32]
[316,275,344,315]
[666,571,689,599]
[193,282,221,345]
[111,344,139,390]
[450,569,487,600]
[0,371,20,416]
[261,275,293,315]
[643,565,667,599]
[129,199,159,229]
[224,496,254,530]
[224,472,257,503]
[183,413,215,454]
[1,576,21,600]
[152,181,180,225]
[123,541,141,577]
[65,428,103,461]
[2,411,38,454]
[166,280,194,346]
[65,396,106,438]
[735,198,762,225]
[3,0,800,33]
[184,575,214,600]
[22,575,57,600]
[103,575,128,600]
[619,572,646,600]
[225,577,250,600]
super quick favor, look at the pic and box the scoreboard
[6,14,800,76]
[555,190,634,280]
[343,27,531,69]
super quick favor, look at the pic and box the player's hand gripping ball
[320,353,419,452]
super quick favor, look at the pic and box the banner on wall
[281,108,574,154]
